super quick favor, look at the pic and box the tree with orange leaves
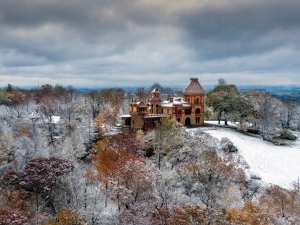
[90,148,161,218]
[88,149,137,207]
[0,188,33,217]
[93,133,144,155]
[3,90,26,118]
[94,112,105,139]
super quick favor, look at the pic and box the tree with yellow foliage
[168,204,229,225]
[42,208,87,225]
[227,201,269,225]
[94,112,105,139]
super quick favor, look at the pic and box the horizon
[3,83,300,91]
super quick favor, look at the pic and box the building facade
[122,78,205,134]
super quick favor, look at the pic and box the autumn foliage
[93,133,144,155]
[1,157,74,197]
[168,205,229,225]
[0,208,29,225]
[0,188,32,216]
[42,208,87,225]
[227,202,269,225]
[90,149,140,184]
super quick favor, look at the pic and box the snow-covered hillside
[192,126,300,189]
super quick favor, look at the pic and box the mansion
[121,78,205,134]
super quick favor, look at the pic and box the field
[193,124,300,189]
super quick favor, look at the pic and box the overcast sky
[1,0,300,88]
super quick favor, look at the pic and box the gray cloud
[177,0,300,59]
[0,0,300,87]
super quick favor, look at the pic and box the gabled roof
[183,78,205,95]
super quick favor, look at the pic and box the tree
[36,93,59,146]
[109,133,143,155]
[218,78,227,86]
[94,112,105,140]
[42,208,87,225]
[177,151,238,209]
[135,87,150,102]
[84,90,102,119]
[150,82,163,92]
[1,157,74,215]
[100,105,119,127]
[227,202,269,225]
[99,88,126,108]
[6,84,13,92]
[0,188,32,217]
[0,89,10,105]
[168,204,229,225]
[14,134,49,169]
[90,148,161,216]
[260,185,293,218]
[3,90,26,119]
[227,92,254,131]
[154,117,185,169]
[0,208,29,225]
[251,90,282,131]
[41,84,53,93]
[206,80,240,125]
[281,100,299,129]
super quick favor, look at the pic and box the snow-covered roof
[161,97,191,108]
[161,102,175,107]
[44,116,61,124]
[121,114,132,118]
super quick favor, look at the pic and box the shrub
[220,137,230,145]
[280,129,297,140]
[220,137,238,152]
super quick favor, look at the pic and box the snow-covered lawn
[205,120,238,128]
[201,127,300,189]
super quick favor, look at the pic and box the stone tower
[182,78,205,125]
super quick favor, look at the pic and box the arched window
[196,108,200,115]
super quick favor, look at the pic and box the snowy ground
[205,120,238,128]
[191,123,300,189]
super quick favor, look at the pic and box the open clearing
[195,124,300,189]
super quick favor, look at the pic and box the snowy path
[203,128,300,189]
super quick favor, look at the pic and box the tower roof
[152,88,159,93]
[183,78,205,95]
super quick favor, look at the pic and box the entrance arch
[185,117,191,126]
